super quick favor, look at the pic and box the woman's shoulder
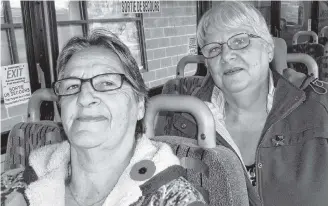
[1,167,29,206]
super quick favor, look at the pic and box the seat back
[4,121,65,171]
[147,95,249,205]
[288,31,324,75]
[4,88,64,171]
[317,42,328,81]
[27,88,58,122]
[286,53,319,78]
[176,55,205,78]
[319,26,328,46]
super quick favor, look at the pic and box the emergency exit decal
[1,63,31,108]
[121,1,160,13]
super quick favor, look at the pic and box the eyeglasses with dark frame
[200,33,262,59]
[53,73,133,96]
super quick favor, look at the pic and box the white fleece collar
[205,70,275,167]
[25,136,180,206]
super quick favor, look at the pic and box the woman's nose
[220,44,236,63]
[77,82,100,107]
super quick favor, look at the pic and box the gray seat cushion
[152,136,249,206]
[4,122,65,171]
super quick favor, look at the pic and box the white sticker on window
[1,63,32,108]
[121,1,160,13]
[188,37,197,55]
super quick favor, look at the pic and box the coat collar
[25,136,180,206]
[194,69,306,132]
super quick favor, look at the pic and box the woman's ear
[137,96,145,120]
[267,45,274,62]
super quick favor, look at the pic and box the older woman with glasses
[1,29,206,206]
[157,1,328,206]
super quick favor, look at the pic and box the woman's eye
[102,81,114,86]
[233,38,246,45]
[209,47,220,53]
[66,84,79,91]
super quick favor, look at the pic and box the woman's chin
[223,80,249,94]
[69,130,105,149]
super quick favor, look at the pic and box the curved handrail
[286,53,319,78]
[320,26,328,37]
[176,55,205,78]
[292,31,318,45]
[27,88,58,122]
[146,95,216,149]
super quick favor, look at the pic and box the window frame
[1,1,25,103]
[54,1,148,72]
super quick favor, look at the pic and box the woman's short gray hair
[197,1,274,51]
[56,28,148,136]
[57,28,147,100]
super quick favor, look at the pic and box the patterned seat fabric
[152,136,249,206]
[287,44,324,75]
[319,37,328,46]
[4,122,66,171]
[317,56,328,81]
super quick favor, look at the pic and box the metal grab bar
[145,95,216,149]
[320,26,328,37]
[176,55,205,78]
[27,88,58,122]
[287,53,319,78]
[292,31,319,45]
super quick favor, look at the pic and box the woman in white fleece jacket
[1,29,205,206]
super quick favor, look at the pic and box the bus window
[54,1,144,71]
[319,1,328,36]
[280,1,312,46]
[1,1,29,134]
[55,1,85,52]
[253,1,271,28]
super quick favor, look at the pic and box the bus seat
[319,26,328,46]
[286,53,319,78]
[155,55,205,135]
[4,121,65,171]
[176,55,205,78]
[271,37,288,74]
[147,95,249,206]
[288,31,324,75]
[4,91,249,205]
[27,88,58,122]
[4,88,64,171]
[317,42,328,81]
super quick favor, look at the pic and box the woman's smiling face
[205,27,272,94]
[60,46,144,149]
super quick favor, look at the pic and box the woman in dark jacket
[156,1,328,206]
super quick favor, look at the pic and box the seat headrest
[271,37,288,75]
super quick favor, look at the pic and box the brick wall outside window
[142,1,197,88]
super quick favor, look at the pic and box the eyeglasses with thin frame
[53,73,132,96]
[200,33,262,59]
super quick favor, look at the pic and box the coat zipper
[255,94,305,205]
